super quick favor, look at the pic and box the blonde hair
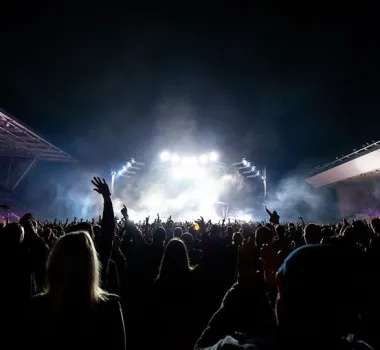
[44,231,107,307]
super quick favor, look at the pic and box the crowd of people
[1,176,379,350]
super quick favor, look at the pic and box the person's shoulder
[31,293,49,304]
[103,293,120,304]
[96,294,121,314]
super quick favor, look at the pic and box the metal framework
[0,109,73,161]
[309,140,380,177]
[0,109,74,195]
[307,140,380,188]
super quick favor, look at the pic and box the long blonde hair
[44,231,107,307]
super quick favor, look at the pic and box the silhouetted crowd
[1,177,379,350]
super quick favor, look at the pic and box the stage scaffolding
[0,109,74,200]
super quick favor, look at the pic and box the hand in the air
[121,205,128,218]
[91,177,111,197]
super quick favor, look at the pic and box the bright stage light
[126,162,131,168]
[181,156,190,165]
[171,154,180,163]
[199,154,208,164]
[160,151,170,161]
[242,159,248,166]
[209,151,218,162]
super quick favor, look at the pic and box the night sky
[1,4,379,181]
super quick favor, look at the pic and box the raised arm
[265,206,272,217]
[91,177,115,286]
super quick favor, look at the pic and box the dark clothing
[265,209,280,225]
[195,283,373,350]
[28,294,126,350]
[151,271,201,350]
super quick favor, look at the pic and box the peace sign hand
[91,177,111,197]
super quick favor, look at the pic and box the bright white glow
[242,159,248,166]
[190,156,198,165]
[199,154,208,164]
[181,156,191,165]
[195,167,206,179]
[246,162,251,167]
[237,214,252,222]
[110,171,241,223]
[160,151,170,161]
[172,167,185,179]
[172,165,208,180]
[209,151,218,162]
[171,154,180,163]
[126,162,132,168]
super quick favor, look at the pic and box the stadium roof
[0,109,74,161]
[306,140,380,188]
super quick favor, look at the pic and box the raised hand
[121,205,128,218]
[91,177,111,197]
[195,216,205,231]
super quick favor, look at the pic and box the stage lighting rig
[157,150,220,165]
[233,158,267,199]
[159,151,170,162]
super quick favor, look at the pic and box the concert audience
[0,176,378,350]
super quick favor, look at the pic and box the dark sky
[1,4,379,180]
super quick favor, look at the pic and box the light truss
[0,109,74,161]
[0,109,75,195]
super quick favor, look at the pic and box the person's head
[227,226,234,239]
[371,217,380,234]
[303,223,322,245]
[273,211,278,216]
[209,224,221,239]
[242,223,252,237]
[67,222,94,241]
[1,223,24,245]
[173,226,183,238]
[45,231,107,305]
[275,245,360,341]
[255,226,273,247]
[275,225,286,239]
[41,228,53,242]
[233,232,243,246]
[152,227,166,245]
[181,232,193,249]
[157,238,192,281]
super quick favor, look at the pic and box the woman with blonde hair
[29,231,126,350]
